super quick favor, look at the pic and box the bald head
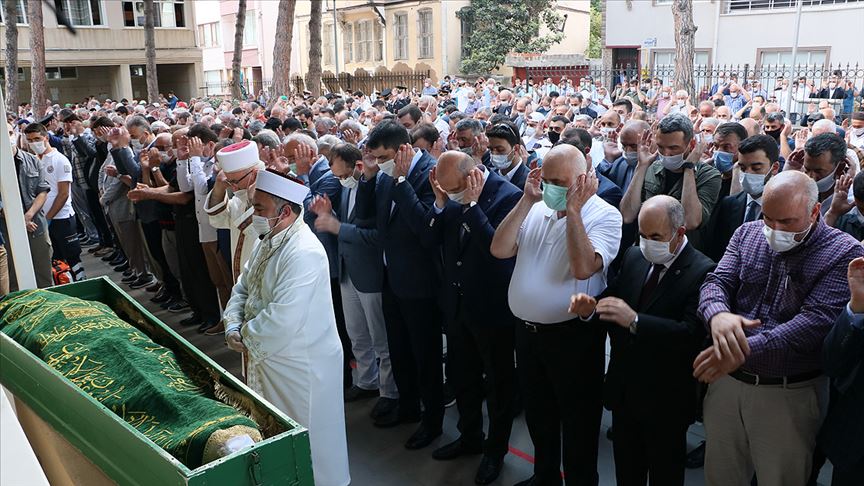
[436,150,479,193]
[640,195,685,232]
[541,144,587,189]
[811,119,837,136]
[762,171,819,234]
[619,120,650,153]
[738,118,760,138]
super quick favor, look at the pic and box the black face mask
[765,128,782,140]
[548,131,560,144]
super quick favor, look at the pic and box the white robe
[224,219,350,486]
[203,188,257,280]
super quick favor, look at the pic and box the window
[198,22,220,48]
[131,65,145,77]
[123,0,185,28]
[652,50,710,85]
[57,0,103,26]
[323,23,333,65]
[459,7,473,58]
[355,20,372,62]
[344,23,353,63]
[394,13,408,60]
[374,21,383,61]
[0,68,26,82]
[417,9,433,59]
[204,70,223,95]
[759,49,828,66]
[0,0,28,24]
[243,11,256,46]
[725,0,861,13]
[45,67,78,80]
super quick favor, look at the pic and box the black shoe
[513,475,539,486]
[432,438,483,460]
[87,244,104,254]
[79,237,97,247]
[404,425,442,450]
[112,262,129,272]
[168,300,190,313]
[685,441,706,469]
[150,289,171,304]
[180,314,201,326]
[443,381,457,408]
[129,275,156,289]
[197,321,218,334]
[475,455,504,485]
[344,385,379,403]
[121,273,138,284]
[160,298,175,310]
[370,397,398,420]
[109,255,126,266]
[102,250,120,261]
[373,406,421,428]
[123,268,134,278]
[145,282,161,293]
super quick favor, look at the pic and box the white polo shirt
[508,195,622,324]
[40,150,75,220]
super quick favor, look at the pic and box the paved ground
[80,249,833,485]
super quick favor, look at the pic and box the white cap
[255,169,309,205]
[216,140,261,173]
[529,112,545,123]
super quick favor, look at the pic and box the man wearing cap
[224,169,350,486]
[204,140,265,280]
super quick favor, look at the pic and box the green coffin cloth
[0,289,260,469]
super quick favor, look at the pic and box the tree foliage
[586,0,602,59]
[459,0,565,75]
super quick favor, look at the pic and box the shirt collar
[746,193,763,206]
[501,161,522,181]
[662,236,689,270]
[408,148,422,178]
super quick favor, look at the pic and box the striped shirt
[699,219,864,377]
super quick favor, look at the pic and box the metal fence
[202,71,432,99]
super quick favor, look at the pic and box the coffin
[0,277,314,486]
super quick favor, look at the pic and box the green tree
[586,0,602,59]
[459,0,565,74]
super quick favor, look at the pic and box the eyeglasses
[226,169,254,186]
[493,123,519,139]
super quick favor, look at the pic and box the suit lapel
[341,186,352,222]
[642,244,695,311]
[456,173,499,256]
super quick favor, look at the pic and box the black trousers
[611,407,688,486]
[174,213,219,322]
[382,276,444,429]
[140,221,181,297]
[831,456,864,486]
[85,188,113,247]
[48,216,84,281]
[515,321,606,486]
[447,301,516,459]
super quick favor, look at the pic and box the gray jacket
[14,149,51,237]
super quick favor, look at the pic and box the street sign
[643,37,657,48]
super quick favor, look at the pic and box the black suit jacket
[818,309,864,468]
[599,244,715,423]
[811,87,846,100]
[707,191,751,262]
[501,163,529,191]
[355,150,440,300]
[420,171,522,326]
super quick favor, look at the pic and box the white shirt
[500,162,522,182]
[850,128,864,151]
[433,117,450,144]
[40,150,75,220]
[176,156,218,242]
[508,196,622,324]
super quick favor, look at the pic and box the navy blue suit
[597,172,623,209]
[355,149,445,428]
[335,185,383,293]
[502,163,529,191]
[420,170,521,456]
[818,308,864,484]
[303,167,342,279]
[600,156,637,194]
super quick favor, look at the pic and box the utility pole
[333,0,339,77]
[786,0,803,116]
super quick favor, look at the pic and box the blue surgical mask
[714,151,735,173]
[542,182,568,211]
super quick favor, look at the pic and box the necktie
[744,200,760,223]
[638,264,665,309]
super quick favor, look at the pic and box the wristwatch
[629,315,639,335]
[681,162,695,170]
[150,166,161,173]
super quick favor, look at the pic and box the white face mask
[378,159,396,177]
[852,127,864,137]
[490,153,512,170]
[740,171,768,198]
[447,189,467,204]
[700,133,714,145]
[677,100,686,107]
[658,152,686,171]
[130,139,144,152]
[523,126,536,139]
[815,168,837,194]
[251,214,278,238]
[339,174,358,189]
[600,127,615,138]
[762,223,811,253]
[639,236,678,265]
[28,140,47,155]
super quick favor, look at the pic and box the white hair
[317,134,341,152]
[285,132,319,156]
[701,117,720,129]
[811,118,837,136]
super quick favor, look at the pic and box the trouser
[447,301,516,459]
[515,321,606,486]
[48,216,85,281]
[113,219,148,276]
[703,374,828,486]
[162,229,181,285]
[340,274,397,398]
[382,276,444,430]
[85,188,113,247]
[202,241,232,310]
[70,182,98,241]
[5,230,54,291]
[140,221,181,298]
[175,214,219,323]
[331,277,353,387]
[831,457,864,486]
[611,407,689,486]
[0,244,8,296]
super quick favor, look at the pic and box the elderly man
[797,133,849,215]
[204,140,265,280]
[224,169,350,486]
[423,151,523,484]
[492,144,622,486]
[695,170,864,486]
[453,118,491,168]
[570,195,715,486]
[599,120,650,193]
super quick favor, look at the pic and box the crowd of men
[2,72,864,486]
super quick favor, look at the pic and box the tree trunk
[231,0,247,101]
[3,0,19,113]
[28,0,47,117]
[306,0,323,97]
[270,0,296,100]
[672,0,697,98]
[143,0,159,102]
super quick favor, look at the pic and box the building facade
[1,0,203,104]
[602,0,864,76]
